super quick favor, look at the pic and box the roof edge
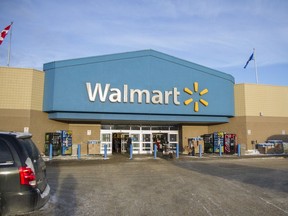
[43,49,234,83]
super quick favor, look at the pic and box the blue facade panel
[43,50,235,123]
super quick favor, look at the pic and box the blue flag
[244,52,254,69]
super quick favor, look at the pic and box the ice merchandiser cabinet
[60,130,72,155]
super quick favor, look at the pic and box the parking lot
[24,155,288,216]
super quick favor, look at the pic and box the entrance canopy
[43,50,235,124]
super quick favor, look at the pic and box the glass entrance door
[121,133,129,153]
[169,132,178,152]
[142,133,152,154]
[129,133,141,154]
[101,132,112,154]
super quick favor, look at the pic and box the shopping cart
[162,143,175,158]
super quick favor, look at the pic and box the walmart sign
[86,81,208,112]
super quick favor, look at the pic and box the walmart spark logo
[184,82,208,112]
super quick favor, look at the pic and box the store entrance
[101,125,179,155]
[112,133,129,153]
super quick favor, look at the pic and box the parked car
[0,132,50,216]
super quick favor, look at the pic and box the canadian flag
[0,23,12,45]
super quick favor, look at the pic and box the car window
[18,138,40,160]
[0,138,14,164]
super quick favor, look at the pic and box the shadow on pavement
[172,158,288,194]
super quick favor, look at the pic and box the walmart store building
[1,50,287,155]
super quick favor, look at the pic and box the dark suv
[0,132,50,216]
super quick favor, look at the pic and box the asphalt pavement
[23,154,288,216]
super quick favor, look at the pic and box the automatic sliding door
[130,133,140,154]
[169,132,178,151]
[142,133,152,154]
[121,133,129,153]
[101,132,112,154]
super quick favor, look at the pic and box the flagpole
[7,22,13,67]
[253,48,259,84]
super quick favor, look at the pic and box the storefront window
[170,134,177,142]
[169,125,179,130]
[131,134,140,142]
[131,125,141,130]
[142,134,151,142]
[151,126,169,131]
[141,126,151,130]
[112,125,130,130]
[142,143,151,151]
[101,125,111,130]
[102,134,111,142]
[133,143,140,148]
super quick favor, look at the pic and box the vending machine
[45,132,61,156]
[202,134,213,153]
[59,130,72,155]
[224,134,237,154]
[213,132,224,153]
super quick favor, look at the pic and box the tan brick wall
[0,108,67,153]
[181,125,208,149]
[0,109,31,131]
[234,84,246,116]
[0,67,44,111]
[235,84,288,117]
[245,116,288,148]
[232,84,288,150]
[68,124,101,155]
[0,67,64,153]
[31,70,45,111]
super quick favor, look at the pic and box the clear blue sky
[1,0,288,86]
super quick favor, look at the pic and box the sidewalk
[42,154,105,162]
[43,151,288,162]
